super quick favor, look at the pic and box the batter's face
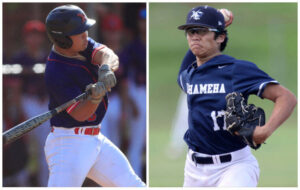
[186,27,225,59]
[70,31,89,52]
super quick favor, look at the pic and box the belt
[51,127,100,136]
[191,153,232,165]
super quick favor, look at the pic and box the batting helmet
[178,5,225,32]
[46,4,96,49]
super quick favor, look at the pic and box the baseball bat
[3,91,89,145]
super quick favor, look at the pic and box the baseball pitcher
[177,5,296,187]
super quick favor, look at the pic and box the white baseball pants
[44,127,145,187]
[183,146,260,187]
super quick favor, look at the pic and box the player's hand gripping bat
[3,92,90,145]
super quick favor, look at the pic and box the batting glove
[85,82,106,104]
[98,64,117,92]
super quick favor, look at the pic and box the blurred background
[3,3,146,187]
[149,3,297,187]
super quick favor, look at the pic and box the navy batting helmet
[178,5,225,32]
[46,5,96,49]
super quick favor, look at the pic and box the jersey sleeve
[79,37,104,65]
[177,49,196,91]
[232,61,279,98]
[46,72,79,108]
[45,62,95,109]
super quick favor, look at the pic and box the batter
[44,5,145,187]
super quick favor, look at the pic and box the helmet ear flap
[55,35,73,49]
[47,31,73,49]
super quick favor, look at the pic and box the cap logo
[190,10,203,20]
[77,13,86,23]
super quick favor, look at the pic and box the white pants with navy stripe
[183,146,260,187]
[44,127,145,187]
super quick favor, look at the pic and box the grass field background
[149,3,297,187]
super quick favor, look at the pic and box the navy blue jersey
[45,37,108,128]
[177,51,278,154]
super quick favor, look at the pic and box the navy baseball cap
[178,5,225,32]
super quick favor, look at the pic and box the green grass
[149,126,187,187]
[252,122,298,187]
[149,3,297,187]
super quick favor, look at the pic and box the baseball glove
[224,92,265,150]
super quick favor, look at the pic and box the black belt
[191,153,232,164]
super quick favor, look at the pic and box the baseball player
[177,5,296,187]
[43,5,145,187]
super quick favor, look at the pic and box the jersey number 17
[211,110,226,131]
